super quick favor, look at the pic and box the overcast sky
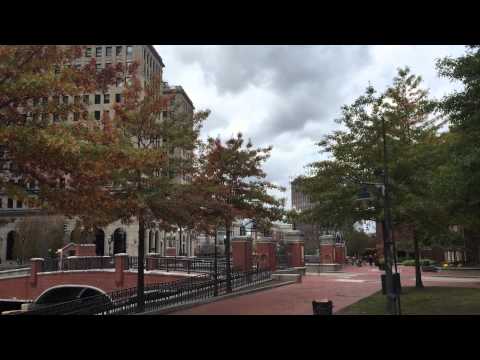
[154,45,466,208]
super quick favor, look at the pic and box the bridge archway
[34,285,108,306]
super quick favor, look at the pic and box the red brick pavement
[169,265,480,315]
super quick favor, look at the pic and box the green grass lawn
[337,287,480,315]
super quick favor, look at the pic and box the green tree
[436,45,480,264]
[300,67,445,288]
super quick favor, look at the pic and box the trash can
[312,299,333,315]
[381,273,401,295]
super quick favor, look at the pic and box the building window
[116,46,122,56]
[42,97,48,105]
[74,112,80,121]
[126,46,133,57]
[85,47,92,57]
[94,111,101,121]
[7,198,13,208]
[63,96,69,104]
[95,94,101,104]
[16,200,22,208]
[105,46,112,57]
[96,47,102,57]
[115,94,122,103]
[104,94,110,104]
[53,96,59,105]
[41,113,48,121]
[96,64,102,72]
[116,78,123,87]
[105,62,111,69]
[0,198,2,208]
[53,114,59,122]
[83,95,90,104]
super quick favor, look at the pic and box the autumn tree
[195,134,285,293]
[0,45,126,227]
[108,72,208,312]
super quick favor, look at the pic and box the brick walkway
[169,265,480,315]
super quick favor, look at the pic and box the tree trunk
[225,222,232,293]
[137,211,146,313]
[413,229,423,289]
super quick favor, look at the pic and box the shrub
[402,259,437,266]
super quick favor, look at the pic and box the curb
[139,279,297,315]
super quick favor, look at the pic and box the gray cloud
[157,45,466,206]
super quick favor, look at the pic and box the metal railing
[40,256,115,272]
[148,256,228,274]
[21,268,272,315]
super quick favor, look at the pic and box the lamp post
[356,116,401,315]
[214,229,218,296]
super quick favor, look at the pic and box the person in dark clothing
[368,255,374,266]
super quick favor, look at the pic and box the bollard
[312,299,333,315]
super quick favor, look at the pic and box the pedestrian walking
[368,255,374,266]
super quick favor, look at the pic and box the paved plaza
[169,265,480,315]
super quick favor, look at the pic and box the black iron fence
[148,256,228,274]
[21,268,272,315]
[40,256,115,272]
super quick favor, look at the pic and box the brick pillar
[115,254,127,287]
[30,258,44,287]
[232,236,253,272]
[146,253,159,271]
[288,242,305,267]
[166,248,176,256]
[283,229,305,268]
[256,240,276,271]
[320,244,335,264]
[75,244,96,257]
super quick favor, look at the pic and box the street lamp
[355,116,401,315]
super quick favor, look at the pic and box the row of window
[85,46,133,58]
[0,198,23,209]
[30,93,122,107]
[28,109,110,122]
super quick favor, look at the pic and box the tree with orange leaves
[194,134,285,293]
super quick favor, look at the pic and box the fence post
[115,253,127,287]
[30,258,44,287]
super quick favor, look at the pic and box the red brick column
[166,248,176,257]
[320,244,335,264]
[115,254,127,287]
[232,237,253,272]
[30,258,44,287]
[334,245,345,264]
[288,242,305,267]
[74,244,97,257]
[256,240,276,271]
[146,254,159,271]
